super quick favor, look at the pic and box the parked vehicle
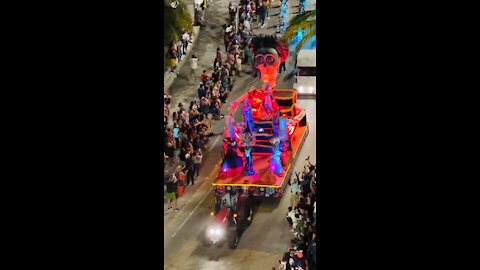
[294,49,316,95]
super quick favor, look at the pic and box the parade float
[203,35,309,249]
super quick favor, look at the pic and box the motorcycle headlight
[207,226,225,237]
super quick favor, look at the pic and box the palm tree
[163,0,192,49]
[282,10,316,53]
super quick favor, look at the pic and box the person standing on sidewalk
[258,2,267,28]
[216,48,223,66]
[213,57,220,70]
[192,149,203,179]
[244,13,251,30]
[198,82,206,100]
[226,51,235,73]
[165,136,175,164]
[168,43,178,73]
[289,172,301,207]
[176,39,183,62]
[166,175,179,211]
[176,165,186,186]
[250,0,256,20]
[262,0,271,19]
[181,31,189,55]
[201,70,208,83]
[224,33,230,53]
[190,54,198,82]
[173,123,180,149]
[179,147,187,168]
[186,152,196,185]
[235,53,243,76]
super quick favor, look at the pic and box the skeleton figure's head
[252,35,288,87]
[254,47,280,84]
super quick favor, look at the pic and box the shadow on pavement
[283,70,297,81]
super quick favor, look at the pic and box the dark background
[1,0,467,269]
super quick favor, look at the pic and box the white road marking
[171,188,212,238]
[207,135,221,152]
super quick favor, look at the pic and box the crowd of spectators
[164,0,256,184]
[227,0,281,77]
[164,91,209,174]
[166,30,195,73]
[276,156,317,270]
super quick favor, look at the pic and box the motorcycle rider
[222,188,238,211]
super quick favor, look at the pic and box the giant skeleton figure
[252,35,289,175]
[250,35,288,121]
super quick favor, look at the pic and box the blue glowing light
[221,163,230,172]
[297,30,303,40]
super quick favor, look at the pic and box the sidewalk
[164,26,201,91]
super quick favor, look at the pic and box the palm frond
[282,19,315,43]
[281,9,316,53]
[288,10,316,26]
[295,28,316,53]
[163,0,192,47]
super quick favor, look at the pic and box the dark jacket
[198,87,206,99]
[257,6,267,17]
[166,180,176,193]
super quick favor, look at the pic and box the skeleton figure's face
[254,48,280,84]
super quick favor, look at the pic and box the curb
[298,93,317,99]
[164,26,201,90]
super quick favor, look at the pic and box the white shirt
[288,211,296,223]
[190,58,198,69]
[291,180,300,195]
[222,193,237,209]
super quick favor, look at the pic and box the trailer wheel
[240,198,254,227]
[227,229,239,249]
[214,195,221,214]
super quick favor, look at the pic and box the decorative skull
[252,35,288,89]
[254,47,280,86]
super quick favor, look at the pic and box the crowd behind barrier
[275,157,317,270]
